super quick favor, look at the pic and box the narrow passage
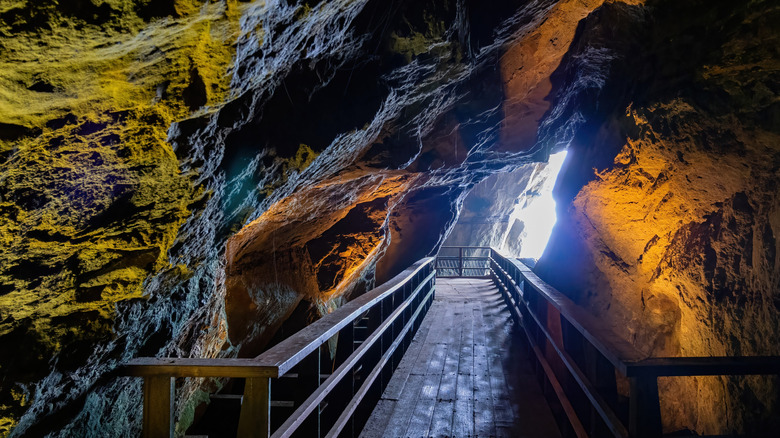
[361,278,561,438]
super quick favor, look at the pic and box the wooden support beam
[459,247,464,277]
[628,376,662,438]
[142,376,174,438]
[238,377,271,438]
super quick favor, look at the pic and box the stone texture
[443,163,535,251]
[535,0,780,434]
[0,0,600,435]
[0,1,240,433]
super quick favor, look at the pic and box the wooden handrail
[125,257,434,378]
[123,358,277,378]
[496,255,628,438]
[491,265,589,438]
[121,257,436,438]
[505,257,647,373]
[271,271,435,438]
[257,257,434,376]
[120,245,780,438]
[495,254,780,377]
[316,283,434,438]
[626,356,780,377]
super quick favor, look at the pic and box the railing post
[459,247,464,276]
[294,350,322,436]
[628,376,662,438]
[430,264,435,300]
[582,343,618,436]
[142,376,174,438]
[238,377,271,438]
[334,323,355,369]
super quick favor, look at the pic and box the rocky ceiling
[0,0,777,436]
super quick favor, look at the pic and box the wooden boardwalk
[361,278,561,438]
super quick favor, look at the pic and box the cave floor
[361,278,561,438]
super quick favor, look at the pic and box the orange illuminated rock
[555,102,780,433]
[535,2,780,433]
[223,173,417,355]
[498,0,644,152]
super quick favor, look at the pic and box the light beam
[506,150,568,260]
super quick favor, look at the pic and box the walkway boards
[361,278,561,438]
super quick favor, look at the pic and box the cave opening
[444,149,570,263]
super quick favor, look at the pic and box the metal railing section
[122,257,436,438]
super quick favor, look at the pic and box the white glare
[506,150,568,260]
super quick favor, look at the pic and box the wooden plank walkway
[361,278,561,438]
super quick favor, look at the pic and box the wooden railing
[482,248,780,438]
[435,245,491,277]
[121,257,436,438]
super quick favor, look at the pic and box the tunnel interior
[0,0,778,436]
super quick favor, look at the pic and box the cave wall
[535,0,780,434]
[441,0,779,434]
[0,1,240,434]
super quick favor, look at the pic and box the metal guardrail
[122,257,436,438]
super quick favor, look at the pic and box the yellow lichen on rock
[290,143,318,172]
[0,0,248,431]
[389,10,448,63]
[0,418,15,438]
[0,1,239,127]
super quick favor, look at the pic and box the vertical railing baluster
[459,247,464,276]
[629,376,662,438]
[430,264,435,301]
[334,323,355,370]
[237,377,271,438]
[584,342,618,436]
[317,345,325,437]
[293,350,321,436]
[142,376,174,438]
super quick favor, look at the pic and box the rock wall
[535,0,780,434]
[446,0,779,434]
[0,1,240,434]
[443,164,536,251]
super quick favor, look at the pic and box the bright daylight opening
[506,150,569,260]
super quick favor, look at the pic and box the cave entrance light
[505,150,568,260]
